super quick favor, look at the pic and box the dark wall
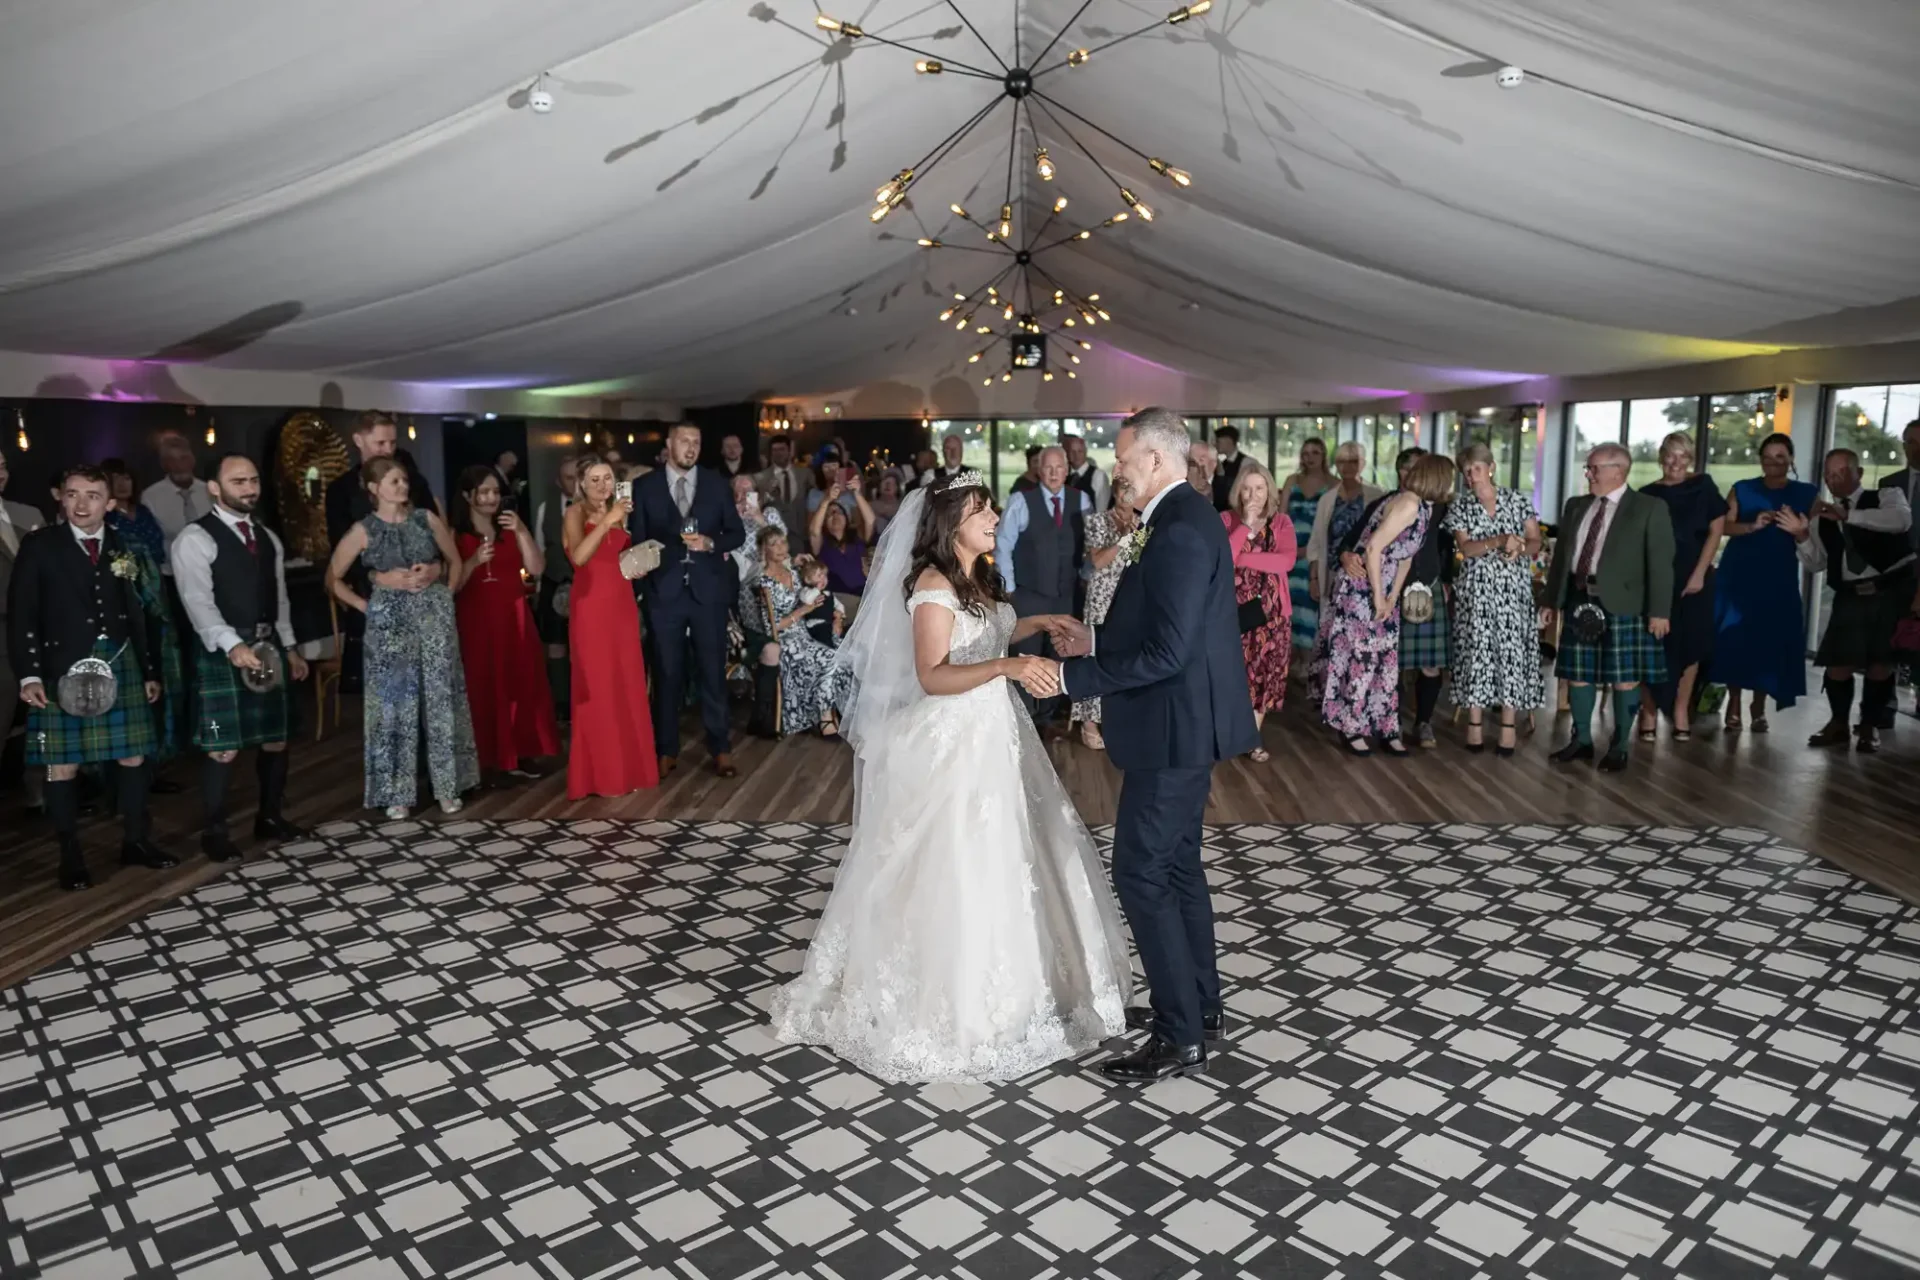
[805,419,928,469]
[685,402,760,471]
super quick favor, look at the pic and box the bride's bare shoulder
[912,569,954,595]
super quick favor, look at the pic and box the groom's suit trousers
[1112,764,1221,1047]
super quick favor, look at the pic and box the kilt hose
[191,642,295,753]
[26,638,159,767]
[1555,590,1669,686]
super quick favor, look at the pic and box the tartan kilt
[1398,592,1452,671]
[1555,598,1669,686]
[191,641,294,752]
[1815,578,1910,670]
[26,638,159,766]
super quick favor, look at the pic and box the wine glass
[681,515,699,553]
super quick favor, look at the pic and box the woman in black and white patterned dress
[1443,443,1542,756]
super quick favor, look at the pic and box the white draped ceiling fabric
[2,0,1918,411]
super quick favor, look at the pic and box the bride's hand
[1003,655,1059,697]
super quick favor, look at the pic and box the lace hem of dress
[768,981,1126,1085]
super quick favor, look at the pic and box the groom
[1048,407,1258,1081]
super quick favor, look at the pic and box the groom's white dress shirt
[1057,480,1177,695]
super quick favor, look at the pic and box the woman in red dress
[1221,462,1297,763]
[564,457,659,799]
[453,465,561,781]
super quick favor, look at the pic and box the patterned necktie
[84,536,100,566]
[1051,494,1062,528]
[1574,497,1609,579]
[0,514,16,557]
[237,519,257,554]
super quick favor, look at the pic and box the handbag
[1401,581,1435,625]
[1237,597,1267,635]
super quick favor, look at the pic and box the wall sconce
[15,408,28,452]
[204,417,217,446]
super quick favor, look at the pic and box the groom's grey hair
[1122,407,1191,464]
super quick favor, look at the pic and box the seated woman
[809,477,876,622]
[754,528,852,737]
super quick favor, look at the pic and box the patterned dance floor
[4,819,1918,1279]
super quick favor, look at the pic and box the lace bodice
[908,588,1015,664]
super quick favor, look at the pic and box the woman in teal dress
[1280,438,1334,661]
[328,457,480,818]
[1712,433,1817,729]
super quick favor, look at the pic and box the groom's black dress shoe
[1124,1006,1224,1042]
[1100,1036,1206,1083]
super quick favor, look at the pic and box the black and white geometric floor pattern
[4,820,1919,1280]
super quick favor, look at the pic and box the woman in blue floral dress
[753,528,854,736]
[327,457,479,817]
[1313,456,1456,755]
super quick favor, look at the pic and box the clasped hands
[998,615,1094,698]
[372,562,440,592]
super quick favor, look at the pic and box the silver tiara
[936,468,989,493]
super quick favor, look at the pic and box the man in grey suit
[754,436,813,538]
[0,451,48,809]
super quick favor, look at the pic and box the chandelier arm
[935,242,1011,253]
[1030,263,1101,317]
[1026,95,1129,196]
[854,32,996,77]
[1003,105,1021,217]
[901,96,1004,191]
[1030,90,1155,165]
[1024,206,1060,252]
[942,0,1011,72]
[1034,17,1166,75]
[1028,0,1097,71]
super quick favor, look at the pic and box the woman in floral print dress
[1313,455,1456,756]
[1069,475,1136,749]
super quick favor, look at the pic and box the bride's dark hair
[903,482,1008,616]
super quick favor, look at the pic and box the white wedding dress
[768,585,1132,1083]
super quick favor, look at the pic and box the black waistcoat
[1817,490,1914,577]
[195,512,279,632]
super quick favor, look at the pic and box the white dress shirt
[1794,487,1914,580]
[172,504,298,655]
[141,475,214,549]
[1571,483,1627,576]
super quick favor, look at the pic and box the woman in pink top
[1222,463,1298,762]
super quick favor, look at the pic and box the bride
[768,470,1132,1082]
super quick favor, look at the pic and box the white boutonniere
[109,551,140,580]
[1117,526,1153,566]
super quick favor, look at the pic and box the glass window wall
[1704,391,1779,489]
[1829,384,1917,486]
[1627,398,1695,489]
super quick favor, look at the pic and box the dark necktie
[1574,499,1609,579]
[237,519,257,554]
[1051,494,1063,528]
[1839,497,1869,575]
[83,536,100,565]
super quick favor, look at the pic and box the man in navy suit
[1049,407,1258,1082]
[629,424,746,778]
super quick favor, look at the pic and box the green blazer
[1545,487,1676,619]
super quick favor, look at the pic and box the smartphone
[839,465,859,486]
[614,480,633,504]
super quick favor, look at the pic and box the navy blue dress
[1640,474,1723,683]
[1712,478,1816,705]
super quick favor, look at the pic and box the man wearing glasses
[1541,443,1675,772]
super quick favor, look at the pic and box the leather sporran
[57,656,118,718]
[1401,582,1435,625]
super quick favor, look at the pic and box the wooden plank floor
[3,684,1915,990]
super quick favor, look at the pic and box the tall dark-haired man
[9,466,177,889]
[173,453,310,860]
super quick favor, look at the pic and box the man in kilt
[1542,442,1675,773]
[172,454,310,859]
[1777,448,1913,754]
[7,466,178,890]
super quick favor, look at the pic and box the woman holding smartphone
[809,472,875,621]
[452,464,560,784]
[562,455,659,798]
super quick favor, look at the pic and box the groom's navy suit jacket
[1062,481,1258,771]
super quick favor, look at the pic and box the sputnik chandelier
[814,0,1209,377]
[920,189,1121,385]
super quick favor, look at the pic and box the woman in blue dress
[1279,438,1334,672]
[1712,432,1816,730]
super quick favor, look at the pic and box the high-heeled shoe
[1496,725,1517,758]
[1465,717,1486,754]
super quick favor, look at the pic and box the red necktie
[1051,494,1063,528]
[1575,499,1609,578]
[237,520,257,554]
[84,537,100,565]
